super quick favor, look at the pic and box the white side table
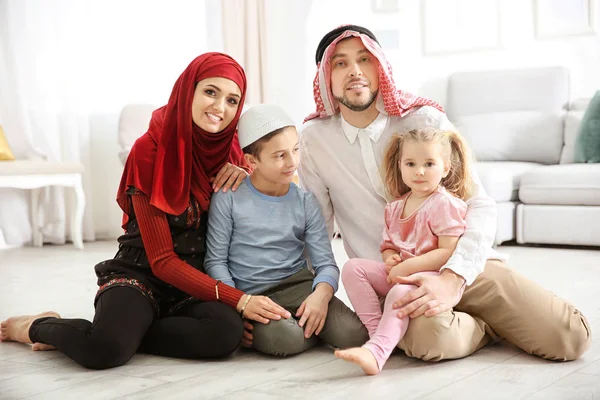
[0,160,86,249]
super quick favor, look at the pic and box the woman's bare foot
[0,312,60,346]
[334,347,380,375]
[32,342,57,351]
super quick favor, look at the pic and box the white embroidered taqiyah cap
[238,104,296,149]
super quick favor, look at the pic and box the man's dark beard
[335,89,378,112]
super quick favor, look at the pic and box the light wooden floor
[1,240,599,399]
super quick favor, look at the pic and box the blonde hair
[382,127,474,200]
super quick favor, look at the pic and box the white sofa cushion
[454,111,565,164]
[560,111,585,164]
[447,67,569,165]
[561,98,591,164]
[447,67,570,116]
[517,204,600,246]
[474,161,541,202]
[519,164,600,206]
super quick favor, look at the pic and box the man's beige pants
[398,260,592,361]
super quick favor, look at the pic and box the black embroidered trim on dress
[96,277,158,311]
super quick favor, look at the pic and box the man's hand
[212,162,248,192]
[392,269,465,319]
[296,283,334,338]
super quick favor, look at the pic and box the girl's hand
[237,294,291,324]
[384,254,402,272]
[212,162,248,193]
[387,263,407,283]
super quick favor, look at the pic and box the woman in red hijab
[0,53,290,369]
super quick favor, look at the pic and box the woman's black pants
[29,286,243,370]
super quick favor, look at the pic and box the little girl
[335,127,473,375]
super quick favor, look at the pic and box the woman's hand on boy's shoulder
[212,162,248,193]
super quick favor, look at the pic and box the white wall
[79,0,222,239]
[258,0,314,124]
[276,0,600,124]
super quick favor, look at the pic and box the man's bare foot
[334,347,380,375]
[0,312,60,345]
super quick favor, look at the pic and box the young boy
[204,104,368,356]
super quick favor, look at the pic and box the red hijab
[117,53,247,227]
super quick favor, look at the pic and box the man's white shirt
[299,106,507,285]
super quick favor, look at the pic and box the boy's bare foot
[334,347,380,375]
[0,312,60,346]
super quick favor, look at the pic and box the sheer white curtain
[221,0,270,105]
[220,0,313,123]
[0,0,95,246]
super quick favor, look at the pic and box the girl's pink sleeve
[380,201,401,252]
[428,194,467,237]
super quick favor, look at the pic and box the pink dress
[341,186,467,371]
[380,186,467,260]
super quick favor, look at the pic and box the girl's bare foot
[334,347,380,375]
[0,312,60,346]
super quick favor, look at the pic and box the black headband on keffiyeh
[315,25,380,65]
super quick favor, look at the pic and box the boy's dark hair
[242,126,288,160]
